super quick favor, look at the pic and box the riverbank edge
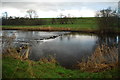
[2,27,120,34]
[2,55,119,78]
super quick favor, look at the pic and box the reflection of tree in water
[59,34,76,41]
[118,35,120,60]
[60,36,63,41]
[97,34,119,47]
[67,35,70,41]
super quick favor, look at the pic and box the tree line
[1,7,120,33]
[1,17,77,26]
[1,9,77,25]
[96,7,120,33]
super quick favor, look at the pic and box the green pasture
[2,56,119,78]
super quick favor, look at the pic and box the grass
[1,17,99,31]
[1,23,119,33]
[2,44,120,78]
[2,53,120,78]
[1,17,120,33]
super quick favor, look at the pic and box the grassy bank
[1,24,120,33]
[2,55,119,78]
[1,24,99,33]
[1,17,120,33]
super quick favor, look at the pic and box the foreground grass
[2,55,119,78]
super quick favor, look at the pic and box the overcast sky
[1,0,120,2]
[1,0,119,18]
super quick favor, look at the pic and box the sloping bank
[2,54,119,78]
[2,26,120,34]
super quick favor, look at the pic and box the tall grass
[77,44,118,72]
[2,32,30,60]
[39,56,57,64]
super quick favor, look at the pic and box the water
[1,30,120,69]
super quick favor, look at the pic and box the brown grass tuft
[77,44,118,72]
[39,56,57,64]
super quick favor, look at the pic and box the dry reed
[77,44,118,72]
[2,33,30,60]
[39,56,57,64]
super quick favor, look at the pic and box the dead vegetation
[2,27,71,31]
[77,44,118,72]
[2,32,30,60]
[2,32,57,64]
[39,56,57,64]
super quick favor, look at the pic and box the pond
[1,30,120,69]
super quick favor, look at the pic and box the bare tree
[26,9,38,18]
[2,12,8,19]
[96,7,117,17]
[59,13,65,18]
[96,7,118,33]
[56,13,75,24]
[118,1,120,17]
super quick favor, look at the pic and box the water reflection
[97,34,119,47]
[29,33,98,68]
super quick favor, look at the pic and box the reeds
[2,27,71,31]
[39,56,57,64]
[2,33,30,60]
[2,32,15,53]
[77,44,118,72]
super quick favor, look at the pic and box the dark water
[1,30,120,69]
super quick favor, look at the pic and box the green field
[2,17,120,33]
[3,55,119,78]
[1,17,99,31]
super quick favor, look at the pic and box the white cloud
[1,0,120,2]
[1,7,95,18]
[79,8,95,17]
[1,8,26,17]
[1,1,118,18]
[37,11,59,18]
[56,9,95,17]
